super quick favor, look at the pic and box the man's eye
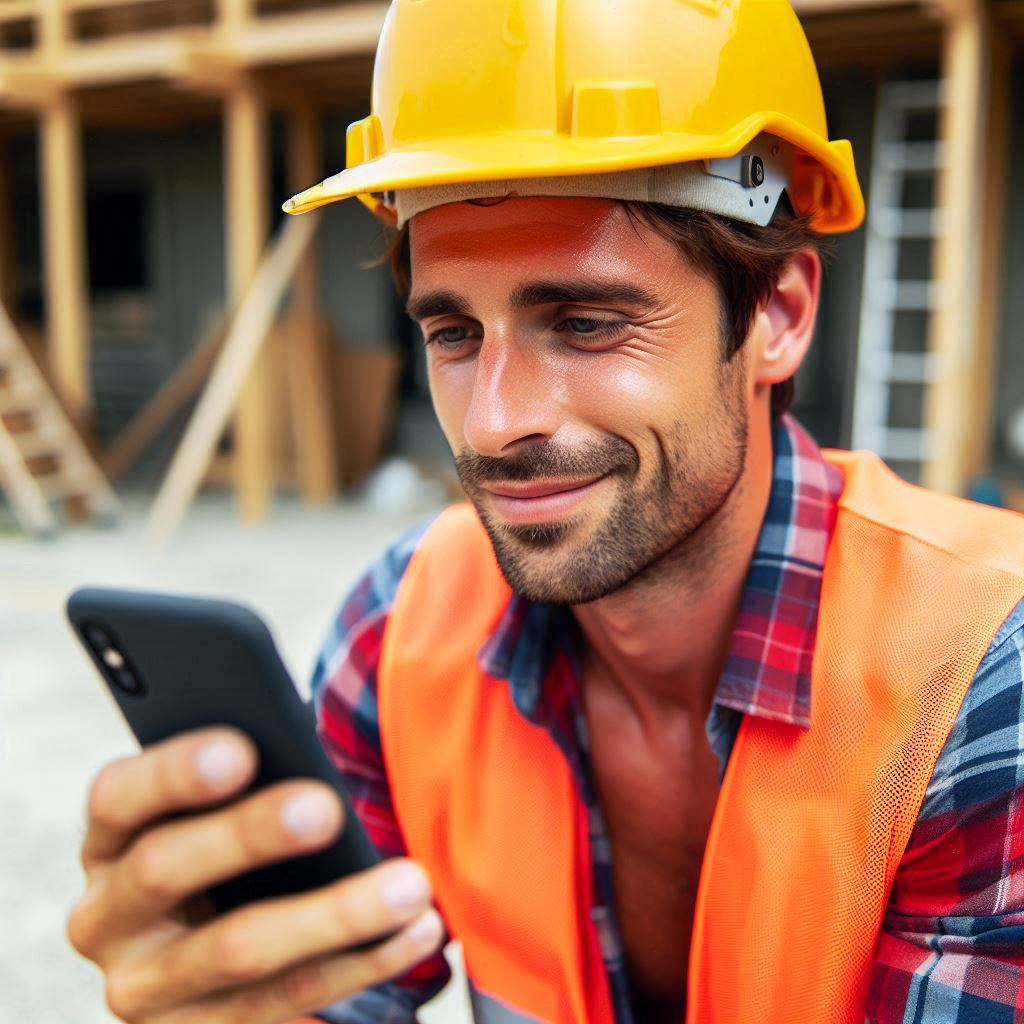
[427,326,471,347]
[557,317,625,342]
[565,317,603,334]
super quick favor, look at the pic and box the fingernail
[195,740,245,788]
[381,863,430,912]
[280,792,336,840]
[406,909,443,948]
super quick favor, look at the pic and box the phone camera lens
[113,667,144,696]
[84,623,112,650]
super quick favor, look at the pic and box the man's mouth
[482,476,606,525]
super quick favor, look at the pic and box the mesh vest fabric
[377,450,1024,1024]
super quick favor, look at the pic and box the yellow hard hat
[284,0,864,234]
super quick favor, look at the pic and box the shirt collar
[478,414,843,729]
[714,414,842,728]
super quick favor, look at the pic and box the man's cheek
[427,378,467,453]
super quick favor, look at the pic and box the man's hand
[67,726,444,1023]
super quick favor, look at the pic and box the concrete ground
[0,488,471,1024]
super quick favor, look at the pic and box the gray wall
[315,112,401,349]
[795,68,878,449]
[9,113,406,467]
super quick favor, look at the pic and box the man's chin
[485,521,628,605]
[475,510,589,601]
[494,517,577,549]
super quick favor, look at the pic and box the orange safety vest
[376,450,1024,1024]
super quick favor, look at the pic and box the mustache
[455,438,637,488]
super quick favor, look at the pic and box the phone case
[66,586,381,914]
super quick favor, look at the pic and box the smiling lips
[484,476,605,525]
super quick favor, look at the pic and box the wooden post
[961,32,1011,484]
[921,0,990,494]
[217,0,253,31]
[39,0,92,426]
[224,75,271,520]
[286,104,336,504]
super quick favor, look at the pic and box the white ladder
[0,303,120,536]
[851,80,946,474]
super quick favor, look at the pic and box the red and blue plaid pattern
[311,414,1024,1024]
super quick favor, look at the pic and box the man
[67,1,1024,1022]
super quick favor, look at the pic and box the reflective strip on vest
[469,981,543,1024]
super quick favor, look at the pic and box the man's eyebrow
[406,279,660,320]
[510,279,660,311]
[405,290,472,321]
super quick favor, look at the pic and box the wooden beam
[0,61,60,108]
[0,3,37,24]
[0,0,198,21]
[67,0,180,11]
[224,75,271,521]
[218,3,387,64]
[144,211,320,547]
[921,0,990,494]
[0,4,388,98]
[286,104,335,504]
[960,31,1011,483]
[60,30,190,86]
[39,91,91,425]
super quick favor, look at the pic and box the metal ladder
[851,80,946,478]
[0,303,120,537]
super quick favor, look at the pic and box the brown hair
[389,199,829,420]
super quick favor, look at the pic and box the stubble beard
[455,364,750,605]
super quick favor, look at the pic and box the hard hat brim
[283,111,864,234]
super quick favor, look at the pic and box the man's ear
[750,248,821,387]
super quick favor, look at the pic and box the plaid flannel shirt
[312,414,1024,1024]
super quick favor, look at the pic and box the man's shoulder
[310,514,441,694]
[312,505,495,689]
[918,597,1024,822]
[826,449,1024,580]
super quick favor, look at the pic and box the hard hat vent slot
[571,81,662,139]
[346,115,385,169]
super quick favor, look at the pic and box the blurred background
[0,0,1022,1021]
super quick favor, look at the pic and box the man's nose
[463,336,560,458]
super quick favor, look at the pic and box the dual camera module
[81,623,145,696]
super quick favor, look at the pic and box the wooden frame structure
[0,0,1019,530]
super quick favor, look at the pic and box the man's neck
[571,422,774,721]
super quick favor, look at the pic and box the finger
[109,859,433,1015]
[82,727,258,871]
[169,908,445,1024]
[96,780,344,932]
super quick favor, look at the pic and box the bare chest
[586,698,721,1019]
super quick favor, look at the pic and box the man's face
[408,197,750,604]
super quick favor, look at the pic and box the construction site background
[1,1,1023,1021]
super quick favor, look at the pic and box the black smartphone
[66,586,381,915]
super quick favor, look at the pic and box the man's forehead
[406,195,682,296]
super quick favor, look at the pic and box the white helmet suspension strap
[388,134,793,227]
